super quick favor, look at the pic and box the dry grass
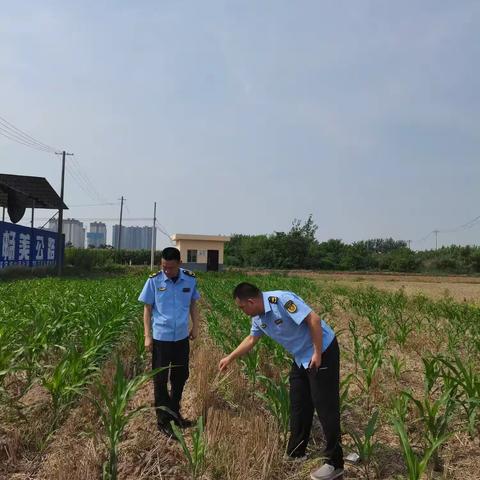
[306,270,480,303]
[205,407,282,480]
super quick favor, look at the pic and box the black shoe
[157,422,178,440]
[173,414,194,429]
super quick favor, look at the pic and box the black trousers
[287,337,343,468]
[152,337,190,425]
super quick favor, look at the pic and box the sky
[1,1,479,250]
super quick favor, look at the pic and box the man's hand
[218,355,232,372]
[189,324,199,340]
[144,335,153,353]
[308,351,322,371]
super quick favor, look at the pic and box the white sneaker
[310,463,344,480]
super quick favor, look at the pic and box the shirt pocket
[180,287,192,309]
[155,288,169,314]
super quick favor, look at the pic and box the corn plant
[403,389,456,472]
[393,318,415,348]
[0,275,146,439]
[317,288,336,316]
[347,287,386,334]
[346,409,380,480]
[422,356,442,395]
[131,317,147,377]
[0,339,21,407]
[263,336,292,368]
[437,355,480,438]
[171,416,207,480]
[90,357,163,480]
[349,320,361,375]
[385,290,414,347]
[391,413,450,480]
[340,373,354,414]
[41,348,100,421]
[390,392,409,423]
[389,354,406,380]
[240,349,260,388]
[350,327,387,409]
[256,374,290,440]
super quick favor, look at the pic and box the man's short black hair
[161,247,181,262]
[233,282,262,300]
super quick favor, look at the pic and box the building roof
[171,233,230,242]
[0,173,68,210]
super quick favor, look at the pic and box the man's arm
[189,300,200,340]
[305,311,323,370]
[218,335,261,371]
[143,304,153,352]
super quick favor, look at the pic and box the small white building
[171,233,230,271]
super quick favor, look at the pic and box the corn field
[199,272,480,480]
[1,271,479,479]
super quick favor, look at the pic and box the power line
[0,116,59,153]
[156,225,174,244]
[68,202,119,207]
[70,156,107,203]
[0,113,108,209]
[157,221,172,238]
[32,217,154,221]
[0,116,59,150]
[66,164,101,202]
[439,214,480,233]
[412,212,480,247]
[0,125,55,153]
[64,156,110,206]
[67,159,99,202]
[412,230,434,244]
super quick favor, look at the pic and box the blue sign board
[0,221,63,269]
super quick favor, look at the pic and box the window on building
[187,249,198,263]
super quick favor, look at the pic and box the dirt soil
[272,270,480,303]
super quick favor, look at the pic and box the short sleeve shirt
[138,268,200,341]
[250,290,335,368]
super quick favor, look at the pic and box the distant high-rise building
[48,218,86,248]
[87,222,107,247]
[112,225,155,250]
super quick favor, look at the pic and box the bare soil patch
[249,270,480,302]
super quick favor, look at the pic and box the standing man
[139,247,201,437]
[219,282,344,480]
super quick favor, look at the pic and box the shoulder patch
[284,299,298,314]
[182,268,196,277]
[268,296,278,304]
[149,271,161,278]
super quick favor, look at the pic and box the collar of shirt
[262,293,271,316]
[254,292,272,322]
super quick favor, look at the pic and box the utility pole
[434,230,439,250]
[2,207,5,222]
[31,200,35,229]
[55,150,73,276]
[117,196,125,250]
[150,201,156,271]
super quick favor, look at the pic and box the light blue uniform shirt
[138,268,200,342]
[250,290,335,368]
